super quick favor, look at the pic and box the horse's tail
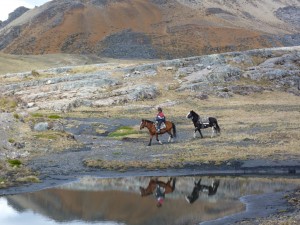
[215,121,221,133]
[172,122,177,138]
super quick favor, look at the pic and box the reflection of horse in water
[140,177,176,197]
[185,179,220,204]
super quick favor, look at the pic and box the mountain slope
[0,0,299,59]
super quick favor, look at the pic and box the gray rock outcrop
[0,46,299,112]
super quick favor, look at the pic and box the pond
[0,176,299,225]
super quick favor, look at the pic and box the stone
[34,122,49,131]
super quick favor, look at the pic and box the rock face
[0,7,29,29]
[275,6,300,29]
[0,46,298,112]
[0,0,299,58]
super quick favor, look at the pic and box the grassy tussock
[16,176,40,183]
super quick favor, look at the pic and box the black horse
[185,179,220,204]
[186,110,220,138]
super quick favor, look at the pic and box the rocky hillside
[0,46,299,112]
[0,0,299,59]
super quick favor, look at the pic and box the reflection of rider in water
[156,107,166,133]
[139,177,176,207]
[155,184,165,207]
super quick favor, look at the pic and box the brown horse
[140,119,176,146]
[139,177,176,197]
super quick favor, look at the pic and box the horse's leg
[171,177,176,192]
[211,126,215,138]
[156,133,162,145]
[198,128,204,138]
[148,135,153,146]
[167,131,173,142]
[194,128,197,138]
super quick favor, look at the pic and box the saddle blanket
[199,117,209,124]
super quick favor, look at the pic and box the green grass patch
[8,138,15,143]
[113,152,122,156]
[48,114,61,119]
[31,113,44,118]
[108,126,138,138]
[7,159,22,167]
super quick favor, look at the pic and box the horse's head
[186,110,195,119]
[140,119,146,130]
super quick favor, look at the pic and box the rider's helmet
[157,107,162,112]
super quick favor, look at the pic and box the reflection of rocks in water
[6,189,242,225]
[5,176,299,225]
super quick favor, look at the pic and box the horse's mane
[143,119,154,124]
[191,110,199,119]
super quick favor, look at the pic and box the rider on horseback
[155,184,165,207]
[155,107,166,133]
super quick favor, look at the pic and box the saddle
[155,122,166,129]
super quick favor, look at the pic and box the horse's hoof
[159,141,163,145]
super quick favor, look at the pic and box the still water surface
[0,176,299,225]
